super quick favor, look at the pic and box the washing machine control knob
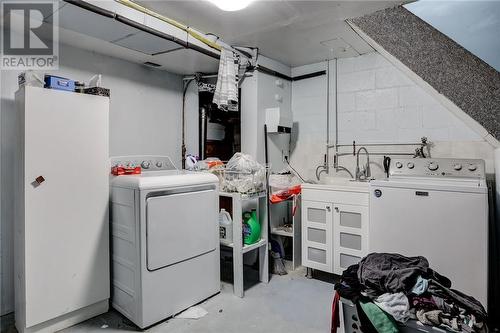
[407,162,415,169]
[156,161,163,168]
[453,164,462,171]
[141,161,150,169]
[395,162,403,169]
[468,164,477,171]
[428,162,439,171]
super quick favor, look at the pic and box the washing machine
[370,158,488,308]
[109,156,220,328]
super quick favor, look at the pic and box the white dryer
[109,156,220,328]
[370,158,488,308]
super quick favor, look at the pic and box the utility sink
[304,176,371,192]
[321,177,370,186]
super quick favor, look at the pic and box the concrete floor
[64,267,334,333]
[1,267,335,333]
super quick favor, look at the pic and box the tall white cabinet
[301,183,369,275]
[14,87,110,333]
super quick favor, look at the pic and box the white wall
[337,52,482,144]
[241,55,292,170]
[240,56,292,244]
[0,43,183,315]
[289,61,331,181]
[290,52,496,180]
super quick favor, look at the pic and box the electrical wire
[284,157,306,183]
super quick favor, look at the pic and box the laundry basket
[340,298,449,333]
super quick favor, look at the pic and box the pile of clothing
[332,253,487,333]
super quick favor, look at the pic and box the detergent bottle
[242,209,261,245]
[219,209,233,243]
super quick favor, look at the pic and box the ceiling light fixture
[206,0,254,11]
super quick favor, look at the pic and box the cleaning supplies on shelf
[242,210,261,245]
[219,209,233,243]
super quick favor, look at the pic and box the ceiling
[42,2,220,75]
[136,0,407,67]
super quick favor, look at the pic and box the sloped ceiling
[351,6,500,141]
[136,0,406,67]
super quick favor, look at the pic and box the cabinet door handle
[326,206,331,212]
[335,207,339,212]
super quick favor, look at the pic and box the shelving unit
[269,195,301,270]
[219,191,269,298]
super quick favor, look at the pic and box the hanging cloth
[213,48,238,111]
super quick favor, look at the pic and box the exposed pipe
[334,58,340,168]
[181,79,195,169]
[115,0,222,52]
[335,166,354,179]
[200,107,207,160]
[329,139,427,148]
[336,152,422,157]
[314,60,331,181]
[326,59,330,175]
[183,74,218,81]
[64,0,222,61]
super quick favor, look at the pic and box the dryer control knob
[468,164,477,171]
[407,162,415,169]
[453,164,462,171]
[428,162,439,171]
[156,161,163,168]
[395,162,403,169]
[141,161,150,169]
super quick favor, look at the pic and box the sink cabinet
[301,200,333,272]
[301,183,369,275]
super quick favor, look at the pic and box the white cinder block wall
[290,52,496,180]
[290,61,330,181]
[337,52,482,144]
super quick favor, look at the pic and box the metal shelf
[271,228,293,237]
[219,191,267,200]
[219,191,269,297]
[269,195,302,270]
[220,238,267,254]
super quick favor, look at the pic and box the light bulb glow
[207,0,254,11]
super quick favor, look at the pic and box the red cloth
[331,291,341,333]
[269,185,301,204]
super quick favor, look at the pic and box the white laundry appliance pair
[370,158,489,308]
[109,156,220,328]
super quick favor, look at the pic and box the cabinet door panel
[333,204,368,275]
[301,200,333,273]
[22,87,109,326]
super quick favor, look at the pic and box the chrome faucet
[355,147,371,181]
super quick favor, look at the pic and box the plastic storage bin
[340,298,450,333]
[44,75,75,91]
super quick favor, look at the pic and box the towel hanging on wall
[213,48,238,111]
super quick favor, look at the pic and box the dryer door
[146,188,217,271]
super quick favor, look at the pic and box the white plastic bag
[222,153,266,193]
